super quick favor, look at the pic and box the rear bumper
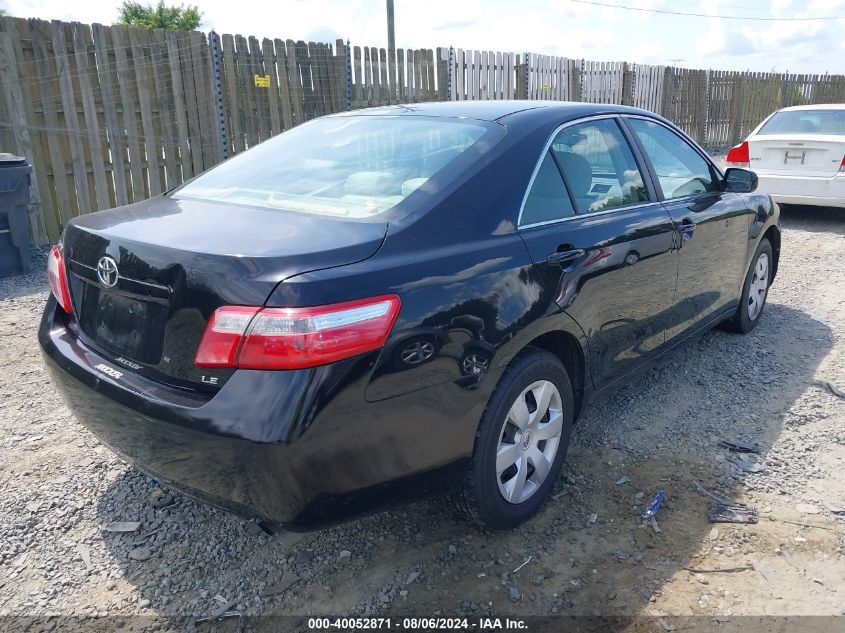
[38,299,479,528]
[755,173,845,208]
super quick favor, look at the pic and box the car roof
[778,103,845,112]
[329,100,658,123]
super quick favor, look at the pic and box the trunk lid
[63,195,387,390]
[749,134,845,177]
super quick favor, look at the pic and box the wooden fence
[0,18,222,245]
[446,51,845,146]
[1,16,844,245]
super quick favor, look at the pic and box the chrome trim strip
[68,259,171,300]
[519,200,652,230]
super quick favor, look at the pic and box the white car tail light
[726,141,750,168]
[195,295,401,370]
[47,245,73,314]
[840,155,845,172]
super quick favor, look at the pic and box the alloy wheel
[747,252,769,321]
[496,380,564,504]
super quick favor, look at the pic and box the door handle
[676,219,696,242]
[546,248,585,265]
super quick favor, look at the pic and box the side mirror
[724,168,758,193]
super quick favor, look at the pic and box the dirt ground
[1,206,844,632]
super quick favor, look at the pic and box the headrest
[555,151,592,197]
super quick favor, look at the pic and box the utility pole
[386,0,395,52]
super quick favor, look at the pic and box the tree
[117,1,202,31]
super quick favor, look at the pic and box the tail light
[840,155,845,172]
[195,295,401,370]
[47,245,73,314]
[726,141,750,167]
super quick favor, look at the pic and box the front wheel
[451,349,574,529]
[721,237,773,334]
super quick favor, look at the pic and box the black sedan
[40,101,779,529]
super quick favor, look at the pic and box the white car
[726,104,845,208]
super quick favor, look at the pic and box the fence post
[569,59,580,102]
[447,47,454,101]
[518,52,530,99]
[622,62,634,106]
[209,30,228,160]
[702,69,712,146]
[345,39,353,111]
[579,58,586,102]
[660,66,673,118]
[820,72,830,103]
[781,72,789,107]
[738,75,750,142]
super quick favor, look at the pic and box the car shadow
[92,303,832,625]
[778,204,845,234]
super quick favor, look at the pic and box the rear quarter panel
[266,111,593,455]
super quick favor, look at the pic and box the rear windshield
[175,116,499,218]
[758,110,845,136]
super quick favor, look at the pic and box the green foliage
[117,1,202,31]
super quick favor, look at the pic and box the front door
[623,117,753,341]
[518,116,679,390]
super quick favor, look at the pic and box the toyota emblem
[96,256,119,288]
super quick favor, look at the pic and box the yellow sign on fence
[254,74,271,88]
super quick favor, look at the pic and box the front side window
[627,118,719,200]
[550,118,648,214]
[520,151,575,226]
[176,116,500,218]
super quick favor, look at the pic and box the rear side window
[550,119,648,214]
[175,116,500,218]
[758,109,845,136]
[521,151,575,226]
[627,118,719,200]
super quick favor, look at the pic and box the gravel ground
[1,206,844,632]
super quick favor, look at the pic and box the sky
[3,0,845,74]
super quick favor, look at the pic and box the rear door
[518,116,679,390]
[623,116,752,341]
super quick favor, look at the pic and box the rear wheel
[721,237,773,334]
[451,349,574,528]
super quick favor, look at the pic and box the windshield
[758,109,845,136]
[175,116,499,218]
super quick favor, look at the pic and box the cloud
[696,19,726,57]
[692,0,845,71]
[724,0,845,71]
[304,25,342,43]
[433,19,479,32]
[629,41,665,64]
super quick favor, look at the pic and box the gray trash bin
[0,153,32,277]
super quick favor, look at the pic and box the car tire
[720,237,773,335]
[450,348,575,529]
